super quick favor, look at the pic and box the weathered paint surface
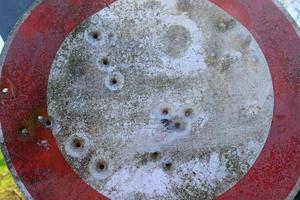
[47,0,273,199]
[0,0,299,200]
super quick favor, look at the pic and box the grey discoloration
[216,19,236,32]
[162,25,192,58]
[176,0,192,12]
[47,0,274,199]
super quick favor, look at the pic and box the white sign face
[48,0,274,199]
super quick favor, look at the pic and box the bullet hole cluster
[85,28,125,91]
[159,104,195,132]
[147,151,173,171]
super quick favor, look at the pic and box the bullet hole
[174,121,182,129]
[91,31,100,40]
[101,57,110,65]
[2,88,8,93]
[184,108,193,117]
[93,33,99,39]
[163,162,173,171]
[65,134,90,158]
[72,138,84,149]
[19,128,29,137]
[45,119,52,127]
[161,108,170,115]
[161,118,186,132]
[110,77,118,85]
[95,160,108,172]
[85,29,102,44]
[37,115,52,128]
[150,152,161,160]
[161,119,171,127]
[105,72,124,91]
[89,157,111,180]
[159,104,173,116]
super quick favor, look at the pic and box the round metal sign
[0,0,299,200]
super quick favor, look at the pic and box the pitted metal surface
[47,0,274,199]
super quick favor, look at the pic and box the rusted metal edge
[0,1,43,199]
[273,2,300,200]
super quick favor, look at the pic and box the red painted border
[0,0,299,200]
[211,1,300,199]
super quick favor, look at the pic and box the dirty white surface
[47,0,276,199]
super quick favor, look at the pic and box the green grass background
[0,151,24,199]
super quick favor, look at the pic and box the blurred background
[0,152,24,199]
